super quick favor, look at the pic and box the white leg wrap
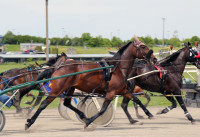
[185,113,190,116]
[167,107,171,111]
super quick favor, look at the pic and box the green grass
[4,45,118,54]
[0,61,45,73]
[4,44,184,54]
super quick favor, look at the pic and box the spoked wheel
[85,97,115,127]
[58,97,80,121]
[0,110,6,132]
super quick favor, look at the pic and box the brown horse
[22,39,155,130]
[0,55,62,113]
[125,43,200,123]
[118,35,155,123]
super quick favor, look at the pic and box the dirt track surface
[0,107,200,137]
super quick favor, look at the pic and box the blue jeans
[0,90,13,108]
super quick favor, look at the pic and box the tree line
[3,31,200,48]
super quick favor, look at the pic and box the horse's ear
[134,34,145,46]
[184,43,188,47]
[188,42,192,48]
[61,52,67,57]
[134,35,140,44]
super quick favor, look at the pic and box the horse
[21,38,155,130]
[117,35,155,123]
[123,42,200,123]
[0,54,62,113]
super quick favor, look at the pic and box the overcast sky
[1,0,200,40]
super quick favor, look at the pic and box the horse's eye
[141,46,146,49]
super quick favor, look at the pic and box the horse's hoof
[130,120,143,125]
[133,121,143,125]
[25,123,29,130]
[137,115,144,119]
[81,124,96,132]
[156,109,162,115]
[148,115,154,119]
[191,120,196,125]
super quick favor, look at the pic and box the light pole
[45,0,49,61]
[162,18,166,47]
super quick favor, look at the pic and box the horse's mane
[110,42,132,60]
[160,48,184,66]
[46,55,61,66]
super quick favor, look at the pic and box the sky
[1,0,200,41]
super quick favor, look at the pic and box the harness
[154,64,167,92]
[98,59,113,92]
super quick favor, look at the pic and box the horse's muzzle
[146,50,153,59]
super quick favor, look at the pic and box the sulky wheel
[58,97,80,121]
[0,110,6,132]
[85,97,115,127]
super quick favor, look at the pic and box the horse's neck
[120,49,134,78]
[167,52,187,76]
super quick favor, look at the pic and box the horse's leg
[83,94,115,128]
[134,93,150,119]
[131,93,153,119]
[63,97,88,122]
[25,96,55,130]
[127,81,153,119]
[175,95,195,123]
[144,93,151,107]
[26,92,45,115]
[156,96,177,115]
[13,90,22,113]
[24,93,35,105]
[121,97,143,123]
[121,97,135,123]
[133,101,144,119]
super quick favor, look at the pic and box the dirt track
[0,107,200,137]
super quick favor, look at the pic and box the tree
[111,36,123,47]
[190,36,200,46]
[169,37,181,47]
[139,36,154,47]
[4,31,17,44]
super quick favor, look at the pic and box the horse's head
[185,42,200,69]
[53,52,67,67]
[133,35,157,63]
[46,53,67,66]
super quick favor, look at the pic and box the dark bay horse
[124,43,200,123]
[22,39,155,130]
